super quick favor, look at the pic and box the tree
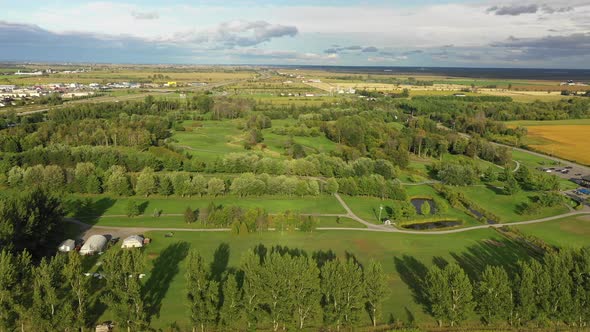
[185,250,219,332]
[514,261,536,325]
[482,166,497,183]
[30,256,74,331]
[106,166,132,196]
[135,167,158,197]
[0,189,64,258]
[189,175,208,197]
[364,260,388,327]
[219,273,244,329]
[158,175,173,196]
[207,178,225,197]
[325,178,339,194]
[184,207,196,224]
[476,265,513,325]
[504,173,520,195]
[0,250,27,331]
[102,249,147,332]
[321,259,365,329]
[126,201,140,218]
[64,251,90,331]
[426,263,474,327]
[421,201,431,215]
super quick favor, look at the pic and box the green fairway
[341,185,482,227]
[66,194,345,224]
[456,186,569,222]
[99,228,534,330]
[171,120,245,161]
[515,215,590,248]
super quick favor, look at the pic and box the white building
[58,239,76,252]
[80,235,107,255]
[121,235,144,249]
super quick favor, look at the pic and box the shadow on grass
[393,255,429,310]
[449,237,538,280]
[143,242,190,321]
[64,197,117,225]
[210,243,230,282]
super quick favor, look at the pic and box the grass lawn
[514,215,590,248]
[88,228,534,330]
[170,120,246,162]
[341,185,482,227]
[262,131,338,156]
[66,194,345,224]
[456,186,569,222]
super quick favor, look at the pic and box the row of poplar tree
[424,248,590,328]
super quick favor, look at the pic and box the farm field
[522,125,590,165]
[515,215,590,248]
[91,228,534,330]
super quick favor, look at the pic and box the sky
[0,0,589,68]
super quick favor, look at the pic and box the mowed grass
[171,120,245,162]
[456,186,569,222]
[342,185,481,227]
[515,215,590,248]
[67,194,345,225]
[96,228,533,330]
[524,125,590,165]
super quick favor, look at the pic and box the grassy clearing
[341,185,482,227]
[171,120,245,161]
[67,194,345,220]
[86,228,534,330]
[515,215,590,248]
[455,186,569,222]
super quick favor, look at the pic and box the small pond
[402,220,462,230]
[410,198,437,215]
[468,208,497,224]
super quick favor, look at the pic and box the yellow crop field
[526,125,590,165]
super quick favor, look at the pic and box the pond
[468,207,497,224]
[401,220,462,230]
[410,198,437,215]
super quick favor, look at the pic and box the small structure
[121,235,144,249]
[581,175,590,188]
[58,239,76,252]
[80,235,107,255]
[95,322,113,332]
[383,220,392,226]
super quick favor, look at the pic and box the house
[121,235,144,249]
[58,239,76,252]
[80,235,107,255]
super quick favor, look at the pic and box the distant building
[121,235,144,249]
[0,85,15,91]
[191,82,207,87]
[581,175,590,188]
[58,239,76,252]
[80,235,107,255]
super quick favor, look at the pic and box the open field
[515,215,590,248]
[523,125,590,165]
[171,120,247,161]
[456,186,570,222]
[88,228,535,329]
[67,194,345,221]
[0,69,256,85]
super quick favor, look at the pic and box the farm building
[121,235,144,248]
[58,239,76,252]
[80,235,107,255]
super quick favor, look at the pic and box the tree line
[422,248,590,328]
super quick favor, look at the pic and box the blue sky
[1,0,589,68]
